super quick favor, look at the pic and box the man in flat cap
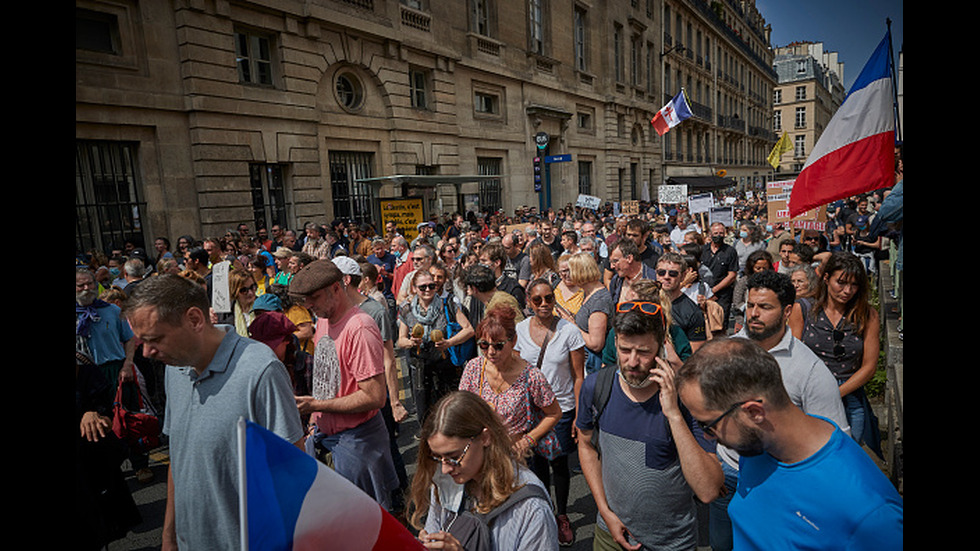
[289,259,399,510]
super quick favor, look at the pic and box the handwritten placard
[380,198,424,243]
[211,260,231,314]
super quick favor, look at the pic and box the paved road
[107,410,605,551]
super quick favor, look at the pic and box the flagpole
[238,417,249,551]
[886,18,902,143]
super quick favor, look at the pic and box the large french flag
[240,419,424,551]
[788,30,896,217]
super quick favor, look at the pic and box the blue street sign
[544,154,571,163]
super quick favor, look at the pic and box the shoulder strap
[535,319,556,370]
[589,365,619,456]
[480,484,550,526]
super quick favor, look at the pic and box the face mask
[109,267,121,278]
[766,225,773,233]
[711,234,725,244]
[739,231,749,239]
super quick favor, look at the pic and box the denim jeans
[841,384,868,445]
[708,459,739,551]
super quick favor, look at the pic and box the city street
[107,365,617,551]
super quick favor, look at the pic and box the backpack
[447,483,551,551]
[444,298,476,367]
[587,365,619,458]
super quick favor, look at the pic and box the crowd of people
[76,149,904,550]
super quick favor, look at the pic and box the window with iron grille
[76,140,147,254]
[477,157,502,214]
[249,164,288,233]
[578,160,592,196]
[329,151,376,225]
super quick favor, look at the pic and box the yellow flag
[767,132,792,169]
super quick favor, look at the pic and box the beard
[76,289,98,306]
[620,366,655,388]
[727,422,765,457]
[745,319,782,342]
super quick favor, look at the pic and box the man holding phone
[576,301,722,551]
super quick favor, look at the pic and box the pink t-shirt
[312,306,384,436]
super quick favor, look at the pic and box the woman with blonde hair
[558,253,613,375]
[409,391,558,550]
[554,254,583,317]
[217,268,257,337]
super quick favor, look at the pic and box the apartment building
[76,0,778,254]
[661,0,777,192]
[771,41,846,174]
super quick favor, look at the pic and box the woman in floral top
[459,304,561,459]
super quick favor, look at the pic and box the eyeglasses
[656,269,680,278]
[697,401,753,437]
[417,283,438,292]
[477,340,507,351]
[239,285,257,295]
[530,293,555,306]
[430,438,474,467]
[615,301,663,317]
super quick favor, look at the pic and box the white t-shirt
[514,318,585,412]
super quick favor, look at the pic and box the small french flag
[651,90,693,136]
[240,419,424,551]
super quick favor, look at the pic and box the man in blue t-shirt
[676,338,903,551]
[576,302,722,551]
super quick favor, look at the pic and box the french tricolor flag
[651,90,693,136]
[788,30,896,218]
[239,419,424,551]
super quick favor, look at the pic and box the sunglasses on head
[477,340,507,351]
[615,301,664,317]
[530,293,555,306]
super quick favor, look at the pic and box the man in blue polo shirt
[676,338,903,551]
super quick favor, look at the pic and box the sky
[757,0,903,91]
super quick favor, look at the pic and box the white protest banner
[576,194,601,210]
[687,193,713,214]
[709,206,734,228]
[211,260,231,314]
[658,185,687,205]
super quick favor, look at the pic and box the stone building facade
[771,40,845,174]
[76,0,777,253]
